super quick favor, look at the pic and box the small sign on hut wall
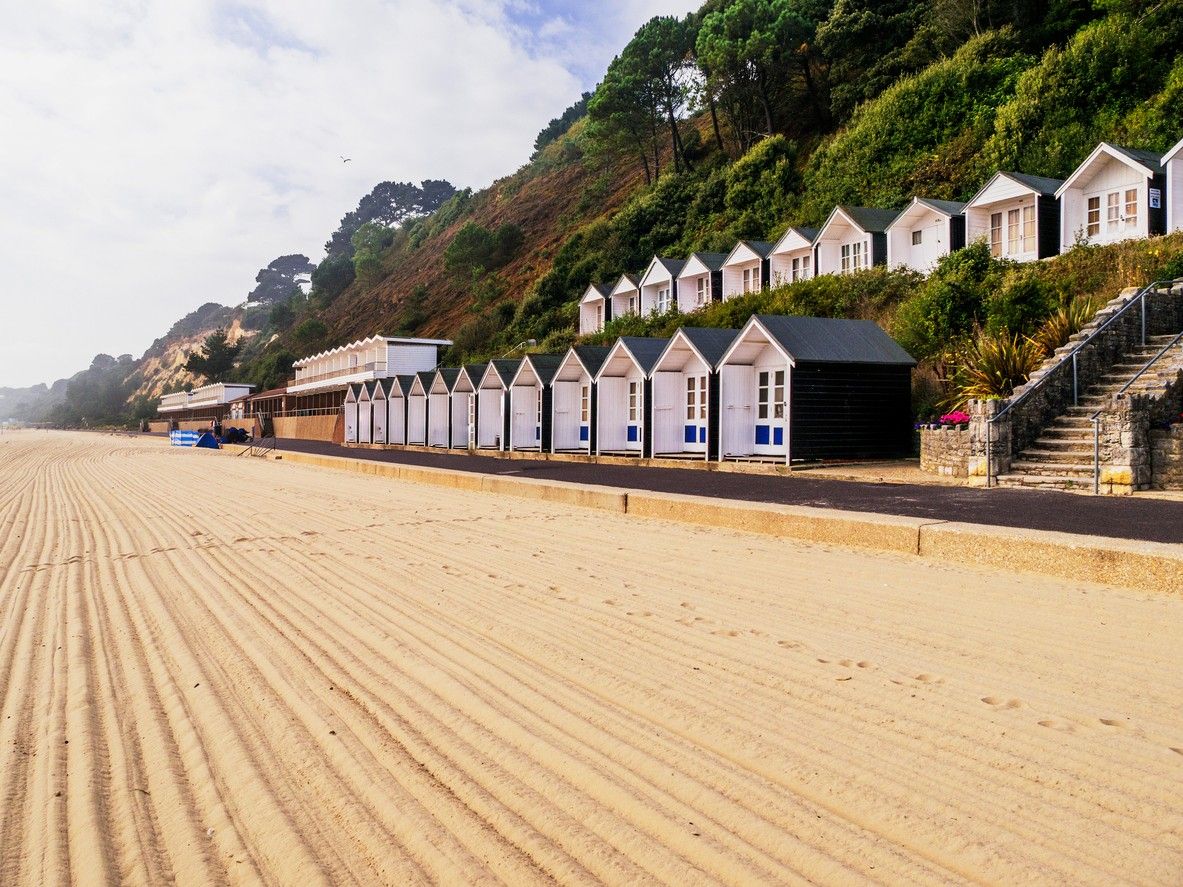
[1150,188,1162,209]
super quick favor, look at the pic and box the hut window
[1007,208,1021,254]
[989,213,1002,257]
[1124,189,1138,229]
[912,229,923,246]
[742,267,756,292]
[596,303,603,329]
[773,370,785,419]
[840,244,851,273]
[1107,192,1120,231]
[696,277,707,304]
[757,371,769,419]
[1087,197,1101,236]
[537,389,543,428]
[628,295,637,314]
[657,286,671,313]
[628,381,640,421]
[792,255,810,281]
[686,377,696,420]
[1022,205,1036,252]
[580,385,589,422]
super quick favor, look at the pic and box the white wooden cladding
[358,400,372,444]
[450,394,473,448]
[344,401,358,444]
[509,385,541,450]
[387,394,406,445]
[596,376,629,452]
[428,393,450,446]
[650,372,683,454]
[551,380,584,451]
[372,398,387,444]
[720,365,754,458]
[407,396,427,445]
[477,391,503,449]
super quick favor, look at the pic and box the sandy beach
[1,430,1180,885]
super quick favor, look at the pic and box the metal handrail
[1090,329,1183,494]
[984,278,1169,487]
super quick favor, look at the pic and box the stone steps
[994,473,1094,491]
[1009,459,1095,477]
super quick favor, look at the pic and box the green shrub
[945,329,1044,407]
[444,221,523,279]
[985,268,1057,335]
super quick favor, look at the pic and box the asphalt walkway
[267,438,1183,545]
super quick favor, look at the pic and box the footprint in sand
[712,629,739,637]
[1099,718,1128,729]
[680,602,695,610]
[777,640,802,649]
[1039,718,1076,733]
[914,674,945,684]
[1169,747,1183,757]
[603,599,618,606]
[981,696,1023,710]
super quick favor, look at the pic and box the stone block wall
[919,426,971,477]
[1151,425,1183,489]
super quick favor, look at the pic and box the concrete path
[269,439,1183,545]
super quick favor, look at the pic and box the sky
[0,0,697,388]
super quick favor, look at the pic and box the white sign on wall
[1150,188,1162,209]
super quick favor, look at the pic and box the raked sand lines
[0,430,1181,885]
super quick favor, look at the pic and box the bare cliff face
[133,312,259,398]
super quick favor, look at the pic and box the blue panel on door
[535,426,540,440]
[773,427,783,446]
[699,427,707,443]
[627,425,639,442]
[684,425,696,444]
[579,426,589,441]
[755,425,770,445]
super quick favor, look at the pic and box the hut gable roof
[753,315,915,365]
[581,282,612,303]
[822,205,900,237]
[680,251,728,276]
[571,345,612,377]
[522,353,565,386]
[676,327,741,368]
[617,336,672,374]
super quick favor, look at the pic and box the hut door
[685,373,708,453]
[754,369,786,455]
[467,394,476,448]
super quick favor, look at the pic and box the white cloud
[0,0,696,387]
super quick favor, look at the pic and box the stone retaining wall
[1151,425,1183,490]
[919,426,971,477]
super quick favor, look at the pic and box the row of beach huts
[158,137,1183,465]
[579,139,1183,333]
[340,315,914,464]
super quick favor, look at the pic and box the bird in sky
[340,155,351,163]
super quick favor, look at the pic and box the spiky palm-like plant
[943,330,1044,409]
[1031,298,1098,357]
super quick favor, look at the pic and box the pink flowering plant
[938,410,971,426]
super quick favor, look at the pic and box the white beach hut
[649,327,738,460]
[386,375,412,446]
[475,359,520,450]
[406,373,430,446]
[371,380,388,444]
[450,365,482,449]
[768,227,819,286]
[343,383,359,444]
[427,369,456,448]
[508,354,564,452]
[608,273,641,320]
[357,382,374,444]
[550,346,611,454]
[638,256,685,315]
[593,337,670,457]
[721,240,773,300]
[1166,137,1183,233]
[676,252,726,311]
[1056,143,1166,251]
[964,171,1063,262]
[813,206,896,276]
[579,283,612,334]
[886,198,967,272]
